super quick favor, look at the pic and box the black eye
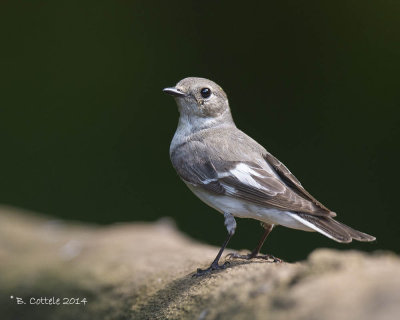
[200,87,211,98]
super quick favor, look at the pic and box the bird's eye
[200,87,211,99]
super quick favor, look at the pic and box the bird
[163,77,375,276]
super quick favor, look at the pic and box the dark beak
[163,87,186,98]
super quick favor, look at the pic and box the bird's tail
[291,212,376,243]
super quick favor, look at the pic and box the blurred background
[0,1,399,261]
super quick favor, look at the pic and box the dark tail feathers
[295,213,376,243]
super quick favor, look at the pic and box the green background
[1,1,399,261]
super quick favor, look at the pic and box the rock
[0,205,399,320]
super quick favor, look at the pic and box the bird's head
[163,77,231,119]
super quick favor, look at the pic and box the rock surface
[0,206,399,320]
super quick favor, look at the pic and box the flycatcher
[164,77,375,276]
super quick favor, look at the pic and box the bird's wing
[264,152,335,216]
[175,153,333,217]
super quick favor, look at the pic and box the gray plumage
[165,77,375,247]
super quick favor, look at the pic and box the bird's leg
[227,223,282,262]
[248,223,274,258]
[194,212,236,276]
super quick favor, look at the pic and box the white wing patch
[219,162,274,192]
[201,178,217,184]
[200,162,279,195]
[229,163,264,189]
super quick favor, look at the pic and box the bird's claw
[226,252,283,263]
[254,254,283,263]
[193,261,230,277]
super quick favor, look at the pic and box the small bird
[163,77,375,276]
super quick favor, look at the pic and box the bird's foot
[193,261,230,277]
[226,252,283,263]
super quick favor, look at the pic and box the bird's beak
[163,87,186,98]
